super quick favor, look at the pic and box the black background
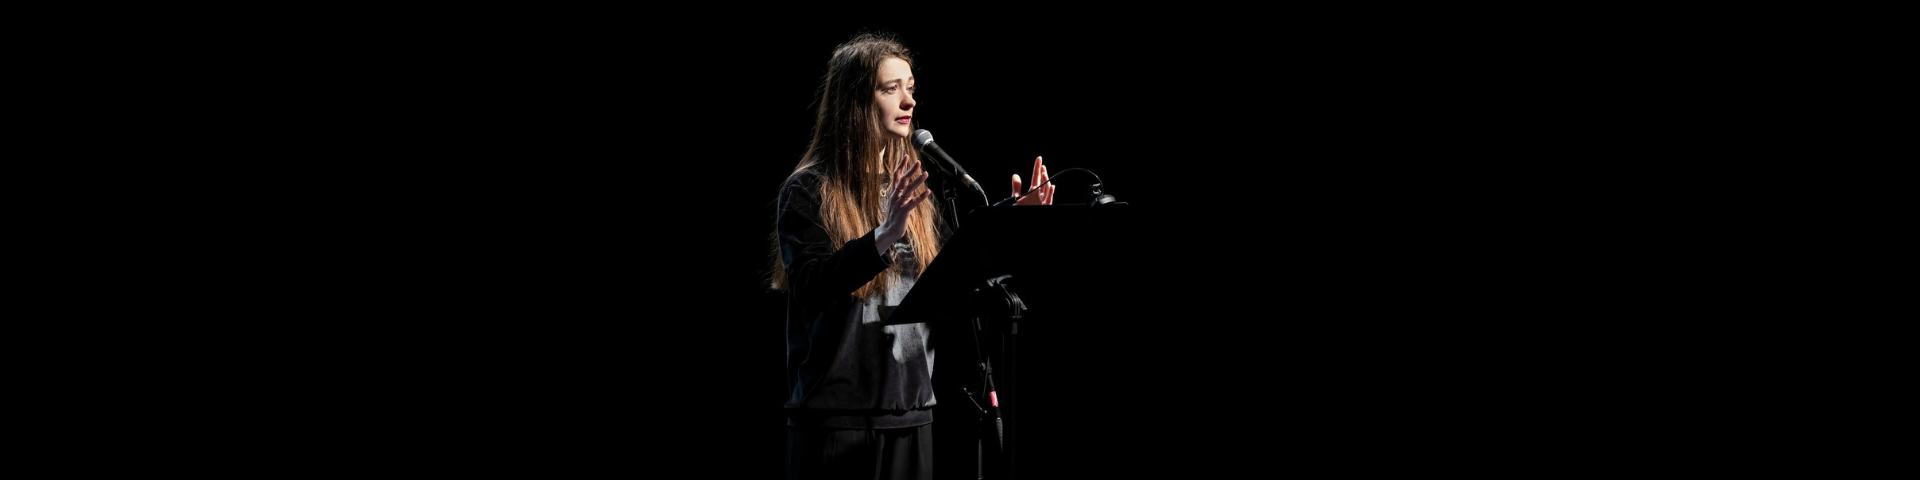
[253,12,1694,477]
[697,22,1226,478]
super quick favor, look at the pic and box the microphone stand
[966,274,1022,480]
[946,191,960,232]
[925,156,1033,479]
[932,161,964,233]
[937,167,1022,479]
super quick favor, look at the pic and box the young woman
[773,32,1053,479]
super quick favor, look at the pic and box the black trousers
[787,423,934,480]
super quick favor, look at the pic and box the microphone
[911,129,988,202]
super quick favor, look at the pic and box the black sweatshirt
[779,166,936,429]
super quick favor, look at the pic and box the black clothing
[786,423,933,480]
[779,165,937,430]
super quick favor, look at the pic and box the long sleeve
[777,172,891,309]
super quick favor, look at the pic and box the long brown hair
[769,32,943,298]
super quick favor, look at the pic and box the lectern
[883,203,1135,480]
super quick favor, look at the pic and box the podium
[883,203,1136,480]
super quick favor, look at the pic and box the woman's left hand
[1009,156,1055,206]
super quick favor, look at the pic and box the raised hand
[876,153,931,254]
[1009,156,1055,206]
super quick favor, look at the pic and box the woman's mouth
[896,115,912,124]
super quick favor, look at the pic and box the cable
[991,168,1106,207]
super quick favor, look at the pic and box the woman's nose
[900,92,914,110]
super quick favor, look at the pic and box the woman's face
[874,57,916,139]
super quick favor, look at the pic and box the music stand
[883,204,1134,480]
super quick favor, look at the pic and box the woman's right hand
[876,153,931,255]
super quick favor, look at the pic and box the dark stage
[283,14,1671,478]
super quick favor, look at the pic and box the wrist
[874,226,894,256]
